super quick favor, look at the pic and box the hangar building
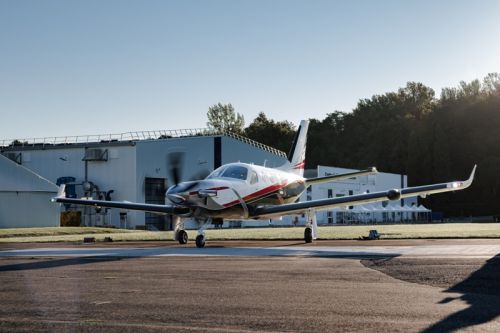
[0,154,59,228]
[1,129,287,229]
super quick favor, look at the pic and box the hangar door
[145,177,166,230]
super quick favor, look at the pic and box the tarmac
[1,239,499,332]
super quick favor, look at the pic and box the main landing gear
[176,229,188,244]
[173,216,189,245]
[304,227,313,243]
[304,210,318,243]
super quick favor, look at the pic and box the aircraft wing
[52,187,189,215]
[251,165,476,219]
[306,167,378,186]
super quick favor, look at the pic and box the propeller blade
[167,152,184,186]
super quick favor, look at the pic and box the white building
[1,129,287,229]
[303,166,425,225]
[0,154,59,228]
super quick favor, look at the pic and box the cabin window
[221,165,248,180]
[250,171,258,184]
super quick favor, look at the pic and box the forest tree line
[207,73,500,217]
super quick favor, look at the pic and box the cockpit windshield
[207,166,226,179]
[207,165,248,180]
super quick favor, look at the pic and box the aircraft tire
[178,230,188,244]
[195,235,205,248]
[304,227,313,243]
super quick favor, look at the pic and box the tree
[244,112,296,153]
[207,103,245,134]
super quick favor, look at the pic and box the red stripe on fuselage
[222,182,287,208]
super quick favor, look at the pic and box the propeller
[167,152,184,187]
[166,153,211,197]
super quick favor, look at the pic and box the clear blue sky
[1,0,499,139]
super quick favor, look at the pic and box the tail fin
[281,120,309,176]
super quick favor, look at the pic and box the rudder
[283,120,309,176]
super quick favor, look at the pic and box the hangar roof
[0,154,58,192]
[0,128,287,158]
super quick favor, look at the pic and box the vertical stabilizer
[281,120,309,176]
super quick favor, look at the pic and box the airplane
[52,120,476,248]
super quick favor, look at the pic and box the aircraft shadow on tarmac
[422,254,500,333]
[0,256,131,272]
[0,246,400,272]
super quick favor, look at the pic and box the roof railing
[1,128,287,158]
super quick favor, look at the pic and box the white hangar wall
[0,154,59,228]
[220,137,286,169]
[311,166,418,224]
[10,144,138,228]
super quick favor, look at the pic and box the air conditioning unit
[82,149,108,161]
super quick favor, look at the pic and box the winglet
[465,164,477,186]
[447,164,477,190]
[51,184,66,202]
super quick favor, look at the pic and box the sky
[1,0,500,139]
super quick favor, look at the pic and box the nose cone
[166,181,198,204]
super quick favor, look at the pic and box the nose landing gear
[195,218,210,248]
[195,234,206,248]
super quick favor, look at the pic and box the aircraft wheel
[177,230,188,245]
[304,227,313,243]
[195,235,206,248]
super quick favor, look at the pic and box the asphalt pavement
[0,240,499,332]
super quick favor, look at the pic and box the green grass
[0,227,134,238]
[1,223,500,243]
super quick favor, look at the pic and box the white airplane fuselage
[166,162,306,219]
